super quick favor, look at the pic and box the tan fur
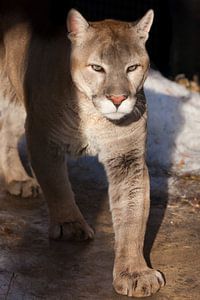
[0,9,165,297]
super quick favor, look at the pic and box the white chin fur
[103,112,127,120]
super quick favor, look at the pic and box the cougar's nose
[106,94,128,107]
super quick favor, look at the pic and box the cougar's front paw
[49,220,94,241]
[113,268,165,298]
[7,178,41,198]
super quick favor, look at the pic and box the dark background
[0,0,200,79]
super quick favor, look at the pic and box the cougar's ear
[136,10,154,42]
[67,9,89,41]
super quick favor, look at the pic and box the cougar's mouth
[92,94,138,120]
[103,111,128,120]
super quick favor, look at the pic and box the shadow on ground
[0,158,200,299]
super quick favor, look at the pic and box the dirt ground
[0,158,199,300]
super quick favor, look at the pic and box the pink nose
[106,94,127,105]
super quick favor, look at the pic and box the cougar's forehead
[96,42,132,65]
[83,21,147,64]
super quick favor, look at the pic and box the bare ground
[0,159,199,300]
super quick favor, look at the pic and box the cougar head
[67,9,153,120]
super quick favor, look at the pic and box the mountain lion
[0,9,165,297]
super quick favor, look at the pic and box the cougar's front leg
[26,121,94,241]
[104,151,165,297]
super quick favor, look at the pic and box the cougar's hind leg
[0,103,40,198]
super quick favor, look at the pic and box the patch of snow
[145,69,200,175]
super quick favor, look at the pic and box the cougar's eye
[127,64,140,73]
[91,64,105,72]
